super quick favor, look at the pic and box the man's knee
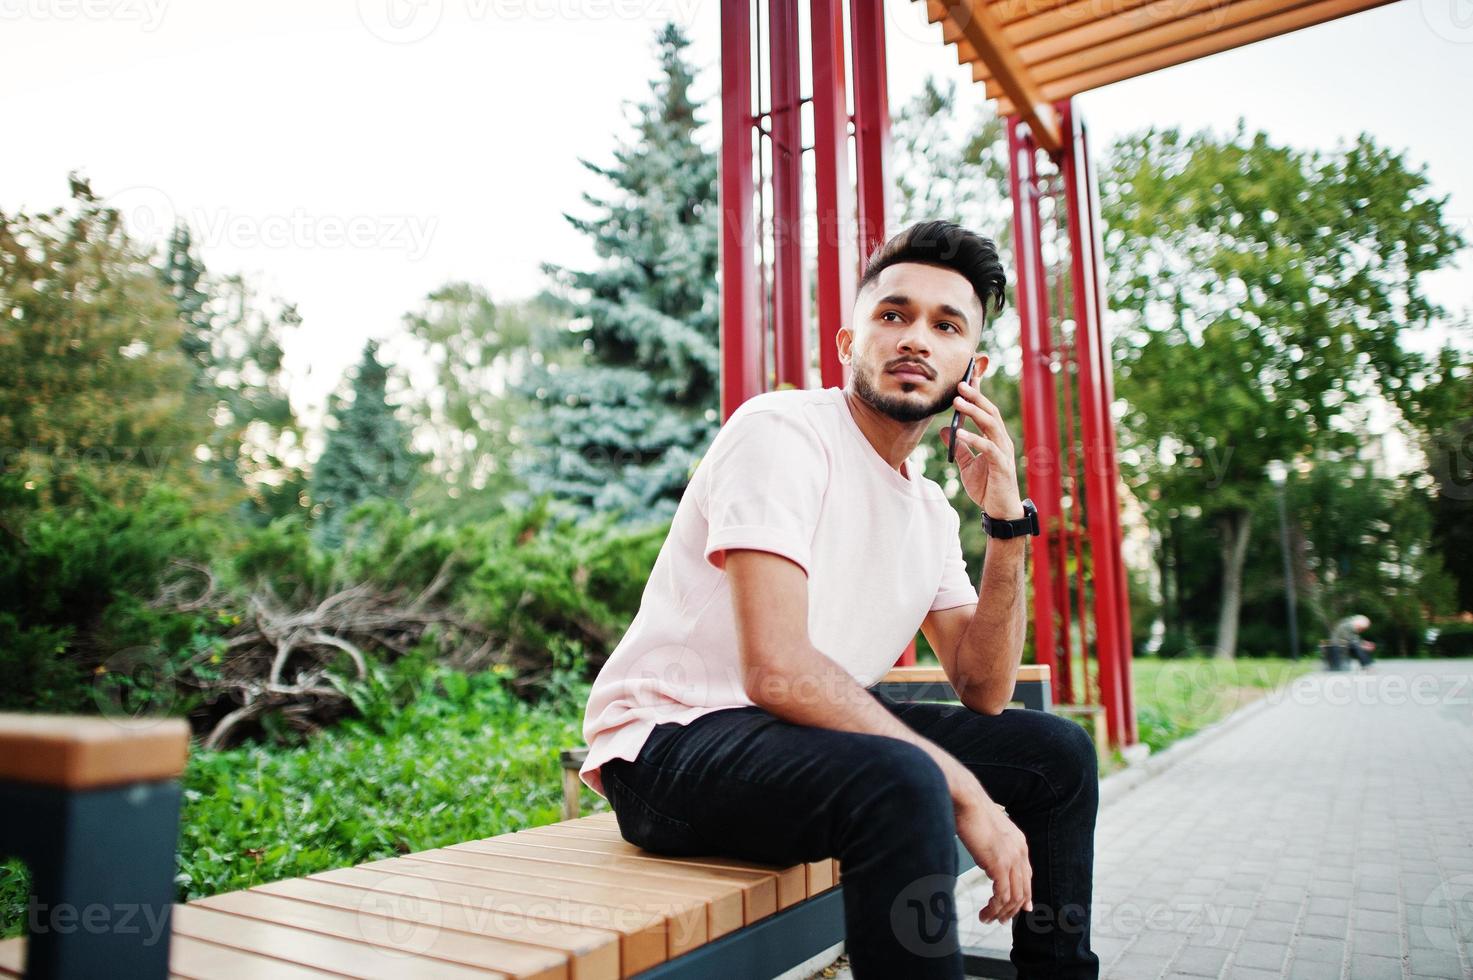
[852,739,954,831]
[1034,712,1100,804]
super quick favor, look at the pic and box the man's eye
[939,322,958,333]
[881,310,901,322]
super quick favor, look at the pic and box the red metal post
[810,0,855,391]
[1006,117,1064,704]
[720,0,761,422]
[769,0,805,391]
[1078,113,1137,745]
[850,0,891,269]
[1057,99,1127,747]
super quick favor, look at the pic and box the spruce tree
[511,22,720,528]
[310,340,424,548]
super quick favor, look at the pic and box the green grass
[1115,655,1319,759]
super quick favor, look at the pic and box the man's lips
[889,365,931,380]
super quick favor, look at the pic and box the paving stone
[1302,914,1350,939]
[1347,953,1406,980]
[1169,944,1229,977]
[1287,959,1345,980]
[1293,935,1348,963]
[1234,940,1290,971]
[1350,930,1402,959]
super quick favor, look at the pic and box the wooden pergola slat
[915,0,1403,120]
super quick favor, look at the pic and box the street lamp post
[1266,459,1300,661]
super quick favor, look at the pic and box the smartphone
[947,358,975,464]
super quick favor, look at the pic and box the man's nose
[897,322,932,355]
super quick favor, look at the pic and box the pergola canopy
[917,0,1399,151]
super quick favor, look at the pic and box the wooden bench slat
[169,932,351,979]
[194,887,569,979]
[351,856,704,965]
[455,838,779,924]
[173,903,504,980]
[255,875,621,980]
[880,663,1050,684]
[411,846,745,942]
[0,937,22,977]
[0,712,190,789]
[516,825,810,909]
[311,864,655,977]
[0,933,346,980]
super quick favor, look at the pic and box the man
[1329,614,1376,671]
[580,220,1101,979]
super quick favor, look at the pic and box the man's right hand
[946,763,1033,924]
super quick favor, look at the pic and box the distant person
[1329,614,1376,671]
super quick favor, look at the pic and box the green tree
[1402,340,1473,612]
[310,340,425,548]
[1103,123,1465,658]
[0,176,214,511]
[511,22,720,527]
[159,224,307,525]
[389,282,573,521]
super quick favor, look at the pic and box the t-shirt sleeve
[930,510,978,611]
[701,409,829,577]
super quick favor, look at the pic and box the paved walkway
[822,659,1473,980]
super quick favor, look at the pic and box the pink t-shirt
[578,385,979,799]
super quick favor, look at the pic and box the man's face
[839,262,986,424]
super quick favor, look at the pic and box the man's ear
[836,325,852,364]
[970,353,991,377]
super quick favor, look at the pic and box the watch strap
[981,499,1040,539]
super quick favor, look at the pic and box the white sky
[5,0,1469,429]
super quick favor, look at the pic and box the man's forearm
[952,537,1028,714]
[744,644,989,808]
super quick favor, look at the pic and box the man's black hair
[857,220,1007,336]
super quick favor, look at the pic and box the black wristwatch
[981,498,1040,539]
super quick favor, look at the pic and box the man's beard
[850,359,958,423]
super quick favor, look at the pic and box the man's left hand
[940,378,1024,519]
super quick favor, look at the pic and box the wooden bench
[0,664,1052,979]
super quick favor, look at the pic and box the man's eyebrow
[875,293,970,329]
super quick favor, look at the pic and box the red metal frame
[769,0,805,391]
[719,0,761,422]
[716,0,1134,742]
[1007,119,1066,703]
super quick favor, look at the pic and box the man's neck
[841,388,925,476]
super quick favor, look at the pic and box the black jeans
[598,686,1101,979]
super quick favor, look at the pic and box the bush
[0,474,218,714]
[1430,622,1473,658]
